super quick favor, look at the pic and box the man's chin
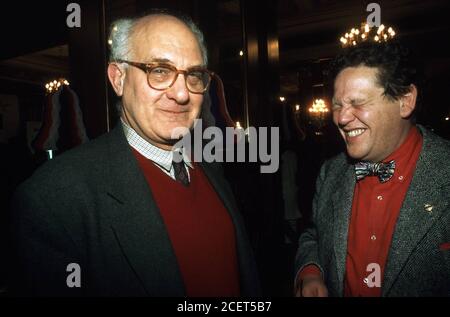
[346,147,368,162]
[167,126,192,140]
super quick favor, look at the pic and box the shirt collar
[120,118,193,172]
[383,125,422,178]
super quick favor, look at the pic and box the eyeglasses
[116,59,214,94]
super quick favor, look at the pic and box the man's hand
[295,275,328,297]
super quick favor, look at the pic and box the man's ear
[107,63,125,96]
[399,84,418,119]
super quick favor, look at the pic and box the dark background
[0,0,449,296]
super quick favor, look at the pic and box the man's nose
[335,105,355,127]
[166,73,189,104]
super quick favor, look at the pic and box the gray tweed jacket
[295,125,450,296]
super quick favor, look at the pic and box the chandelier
[45,78,70,94]
[339,23,396,47]
[308,99,329,135]
[308,99,329,114]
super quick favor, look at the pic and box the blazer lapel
[382,127,450,296]
[199,163,238,217]
[102,126,184,296]
[331,163,356,296]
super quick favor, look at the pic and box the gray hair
[108,18,134,62]
[108,11,208,65]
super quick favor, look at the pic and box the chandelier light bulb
[339,23,396,47]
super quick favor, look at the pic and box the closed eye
[332,103,342,111]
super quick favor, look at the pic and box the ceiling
[0,45,69,87]
[1,0,449,99]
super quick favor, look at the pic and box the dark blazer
[10,125,261,296]
[296,126,450,296]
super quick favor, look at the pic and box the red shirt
[132,149,240,297]
[344,126,423,296]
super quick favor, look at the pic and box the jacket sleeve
[294,161,329,280]
[9,183,83,296]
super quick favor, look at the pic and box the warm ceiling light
[339,23,396,47]
[45,78,70,94]
[308,99,329,114]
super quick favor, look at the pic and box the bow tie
[354,160,396,183]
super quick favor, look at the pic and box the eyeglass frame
[114,59,214,94]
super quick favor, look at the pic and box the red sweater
[132,149,240,297]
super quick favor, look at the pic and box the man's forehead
[333,84,380,102]
[135,45,203,66]
[337,66,378,82]
[130,16,202,61]
[132,15,192,41]
[135,14,185,30]
[334,67,382,94]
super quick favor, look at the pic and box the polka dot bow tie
[354,160,396,183]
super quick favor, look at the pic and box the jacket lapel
[382,127,450,295]
[102,125,185,296]
[331,162,356,296]
[199,163,240,219]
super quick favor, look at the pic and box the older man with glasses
[10,10,260,297]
